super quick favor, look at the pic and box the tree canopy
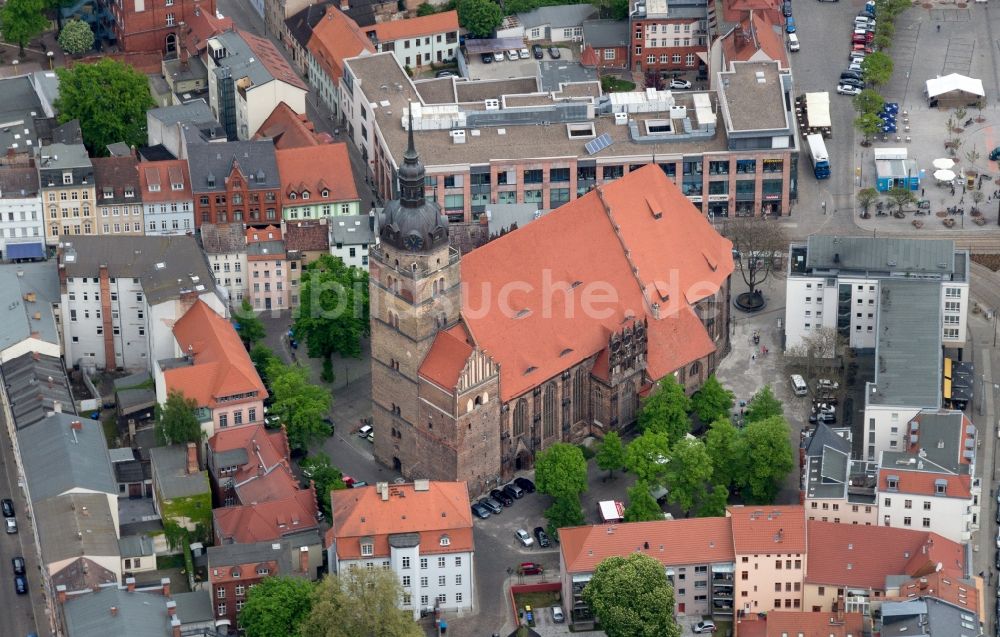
[250,344,280,388]
[294,254,369,361]
[625,431,671,487]
[536,442,588,500]
[544,492,585,539]
[637,376,691,443]
[855,113,883,145]
[861,51,894,87]
[300,568,423,637]
[689,375,734,424]
[300,452,346,519]
[55,59,155,156]
[743,385,783,424]
[582,553,681,637]
[58,18,94,55]
[736,415,795,503]
[239,576,315,637]
[595,431,627,480]
[1,0,48,56]
[723,216,788,295]
[624,481,663,523]
[457,0,502,38]
[853,88,885,115]
[266,359,332,450]
[662,436,713,514]
[155,390,203,445]
[234,299,266,348]
[704,417,741,490]
[697,483,729,518]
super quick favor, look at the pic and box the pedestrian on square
[921,188,925,197]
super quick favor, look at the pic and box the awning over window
[6,242,44,260]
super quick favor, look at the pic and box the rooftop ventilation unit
[450,130,466,145]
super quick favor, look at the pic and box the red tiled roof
[214,489,318,544]
[721,12,787,68]
[559,518,735,573]
[419,327,474,390]
[275,145,359,203]
[891,572,979,614]
[246,225,283,244]
[328,482,473,559]
[181,9,233,56]
[209,425,297,504]
[240,30,308,91]
[137,160,192,202]
[728,505,807,554]
[580,46,600,67]
[165,300,268,409]
[805,521,966,589]
[762,611,865,637]
[255,102,323,149]
[369,11,459,42]
[459,165,732,402]
[878,468,971,499]
[307,7,375,85]
[284,221,330,252]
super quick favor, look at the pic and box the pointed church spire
[404,103,418,163]
[398,102,426,209]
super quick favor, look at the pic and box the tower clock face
[404,233,424,251]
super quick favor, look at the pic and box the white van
[787,33,800,52]
[790,374,808,396]
[357,424,373,437]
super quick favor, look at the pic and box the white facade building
[199,223,248,306]
[365,11,460,69]
[329,215,376,270]
[0,166,44,259]
[328,481,474,618]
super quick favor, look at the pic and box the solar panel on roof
[585,133,613,155]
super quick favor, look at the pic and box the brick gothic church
[370,116,734,496]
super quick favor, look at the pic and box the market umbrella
[934,169,956,182]
[933,158,955,170]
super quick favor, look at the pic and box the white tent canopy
[926,74,985,99]
[804,92,831,128]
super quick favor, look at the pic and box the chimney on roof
[166,600,177,616]
[161,577,171,597]
[186,442,199,475]
[54,400,62,413]
[31,351,40,361]
[919,577,928,590]
[110,606,118,617]
[126,577,136,592]
[299,546,310,574]
[341,0,349,9]
[71,420,82,431]
[171,616,182,637]
[56,584,67,604]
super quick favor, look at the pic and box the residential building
[138,159,196,235]
[712,11,788,76]
[148,443,211,539]
[0,72,58,156]
[200,223,248,305]
[186,137,282,226]
[207,535,320,630]
[722,0,783,25]
[330,215,375,269]
[784,237,969,352]
[736,611,866,637]
[119,535,157,576]
[146,101,224,160]
[305,6,375,118]
[110,445,153,500]
[876,410,979,543]
[362,11,460,69]
[38,143,97,244]
[370,147,732,493]
[0,261,61,362]
[730,505,807,616]
[328,480,474,618]
[558,517,735,626]
[205,30,308,140]
[501,4,597,42]
[155,299,268,436]
[284,219,329,269]
[630,0,710,78]
[95,0,217,54]
[0,351,75,436]
[275,144,361,224]
[93,156,144,236]
[803,520,967,614]
[161,48,211,106]
[264,0,315,41]
[245,225,292,311]
[801,424,878,527]
[255,101,332,149]
[341,54,799,233]
[282,1,335,76]
[878,576,981,635]
[58,235,224,371]
[580,20,630,71]
[0,164,44,259]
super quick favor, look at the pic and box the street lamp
[46,51,53,69]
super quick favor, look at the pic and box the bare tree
[722,215,789,298]
[787,327,841,379]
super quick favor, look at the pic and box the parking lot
[465,45,576,81]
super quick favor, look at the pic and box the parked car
[14,573,26,595]
[479,497,503,514]
[1,499,13,518]
[990,146,1000,161]
[11,557,24,576]
[508,49,520,61]
[435,70,456,78]
[504,483,525,499]
[514,477,536,493]
[817,379,840,391]
[995,549,1000,569]
[693,620,717,633]
[480,52,493,64]
[669,79,692,89]
[548,47,561,59]
[782,0,792,15]
[995,527,1000,549]
[517,562,544,575]
[551,606,565,623]
[494,51,505,62]
[533,526,551,548]
[519,48,530,59]
[785,16,796,33]
[840,70,863,81]
[491,489,513,506]
[515,528,534,547]
[837,85,862,96]
[5,518,16,534]
[357,425,372,438]
[471,503,491,519]
[532,44,544,59]
[840,77,865,89]
[365,430,374,443]
[809,411,837,424]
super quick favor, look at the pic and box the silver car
[515,528,534,547]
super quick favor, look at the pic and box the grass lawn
[156,554,185,570]
[102,416,118,448]
[601,76,636,92]
[514,590,561,610]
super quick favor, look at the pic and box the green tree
[155,390,203,445]
[861,51,894,88]
[582,553,681,637]
[857,187,880,215]
[294,254,369,362]
[855,113,883,145]
[239,576,315,637]
[457,0,502,38]
[300,452,346,519]
[637,376,691,443]
[625,431,671,486]
[57,18,94,55]
[544,493,585,539]
[267,360,332,450]
[595,431,627,480]
[853,88,884,115]
[416,2,437,15]
[2,0,49,56]
[696,483,729,518]
[233,299,266,348]
[743,385,783,424]
[609,0,630,19]
[55,59,155,156]
[736,415,795,503]
[301,568,422,637]
[535,442,588,501]
[704,418,741,489]
[250,343,280,387]
[624,481,664,522]
[887,186,916,214]
[663,437,713,515]
[689,375,734,424]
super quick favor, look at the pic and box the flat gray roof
[718,61,790,132]
[881,410,969,475]
[868,280,942,408]
[64,585,170,637]
[119,534,155,558]
[18,413,116,502]
[35,492,119,564]
[0,261,60,353]
[0,75,44,153]
[517,4,597,29]
[148,100,214,127]
[329,215,375,245]
[149,445,209,500]
[806,236,957,275]
[37,142,91,170]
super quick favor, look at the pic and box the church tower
[370,106,462,476]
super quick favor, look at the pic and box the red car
[517,562,544,575]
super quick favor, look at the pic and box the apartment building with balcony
[38,143,96,244]
[340,54,799,246]
[92,156,144,237]
[630,0,710,79]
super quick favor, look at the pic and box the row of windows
[3,210,38,221]
[400,574,462,588]
[217,408,258,427]
[883,498,937,509]
[809,502,874,513]
[103,223,143,233]
[405,593,460,607]
[397,555,459,568]
[47,190,89,201]
[285,203,353,218]
[640,53,697,65]
[0,227,40,238]
[100,206,142,216]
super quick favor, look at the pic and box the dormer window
[148,183,161,192]
[289,192,297,200]
[935,479,947,495]
[321,189,329,198]
[256,567,269,576]
[301,191,310,200]
[887,475,899,491]
[361,542,374,556]
[124,187,134,198]
[171,181,183,191]
[102,188,114,198]
[439,535,450,547]
[63,171,72,185]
